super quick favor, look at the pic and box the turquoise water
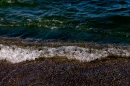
[0,0,130,44]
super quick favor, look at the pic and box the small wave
[0,42,130,63]
[0,0,37,7]
[0,0,130,44]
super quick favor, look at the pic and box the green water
[0,0,130,44]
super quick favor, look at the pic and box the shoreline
[0,37,130,63]
[0,37,129,47]
[0,37,130,85]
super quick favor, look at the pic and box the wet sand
[0,57,130,86]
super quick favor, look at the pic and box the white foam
[0,44,40,63]
[0,44,130,63]
[7,0,14,3]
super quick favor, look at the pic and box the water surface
[0,0,130,44]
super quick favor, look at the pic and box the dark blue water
[0,0,130,44]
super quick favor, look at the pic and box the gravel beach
[0,57,130,86]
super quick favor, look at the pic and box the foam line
[0,44,130,63]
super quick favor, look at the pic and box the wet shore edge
[0,37,130,85]
[0,37,129,48]
[0,37,130,62]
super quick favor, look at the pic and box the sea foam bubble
[0,44,130,63]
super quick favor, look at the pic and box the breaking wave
[0,43,130,63]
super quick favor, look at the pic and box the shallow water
[0,0,130,44]
[0,0,130,63]
[0,38,130,63]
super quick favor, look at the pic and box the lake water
[0,0,130,63]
